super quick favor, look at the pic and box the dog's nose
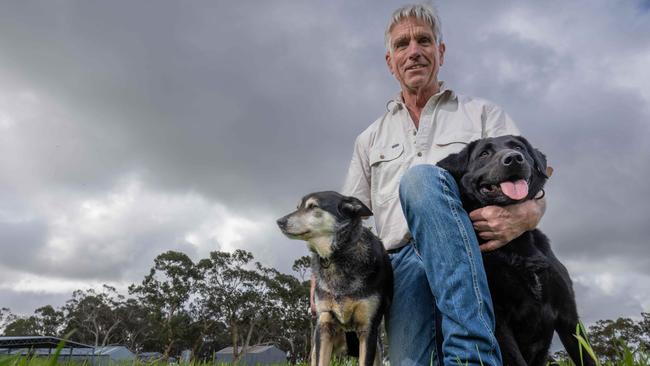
[276,217,287,229]
[502,151,524,167]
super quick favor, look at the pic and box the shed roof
[216,345,283,354]
[0,336,93,349]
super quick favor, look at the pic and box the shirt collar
[387,81,456,112]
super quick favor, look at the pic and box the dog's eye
[513,146,523,151]
[479,151,490,158]
[306,203,318,210]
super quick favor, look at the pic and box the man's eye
[418,37,432,44]
[394,40,408,49]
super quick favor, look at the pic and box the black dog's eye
[479,151,490,158]
[513,146,523,151]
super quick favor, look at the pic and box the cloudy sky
[1,0,649,328]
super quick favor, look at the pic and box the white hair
[384,3,443,52]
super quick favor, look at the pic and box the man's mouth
[406,64,427,71]
[479,179,529,201]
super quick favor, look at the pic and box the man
[340,4,546,366]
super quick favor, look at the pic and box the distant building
[137,351,164,362]
[0,336,135,366]
[215,344,286,365]
[95,346,135,363]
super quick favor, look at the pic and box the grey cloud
[574,280,646,325]
[0,289,70,316]
[0,219,48,271]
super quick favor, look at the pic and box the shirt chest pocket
[434,130,482,146]
[369,143,406,206]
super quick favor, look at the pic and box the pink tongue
[500,180,529,200]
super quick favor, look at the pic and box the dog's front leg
[313,313,337,366]
[496,323,527,366]
[357,326,379,366]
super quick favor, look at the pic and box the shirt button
[417,152,422,157]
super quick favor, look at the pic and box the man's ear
[438,42,446,67]
[436,140,475,180]
[385,51,394,75]
[339,196,373,218]
[515,135,548,178]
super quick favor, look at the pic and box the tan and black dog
[277,191,393,366]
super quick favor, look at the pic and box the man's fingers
[478,231,496,240]
[473,221,491,232]
[479,240,503,252]
[469,208,486,222]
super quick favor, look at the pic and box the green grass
[548,323,650,366]
[1,330,648,366]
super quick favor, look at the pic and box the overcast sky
[1,0,649,328]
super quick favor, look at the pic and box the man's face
[385,17,445,94]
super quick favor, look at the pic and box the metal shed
[215,344,286,365]
[95,346,135,363]
[0,337,136,366]
[0,336,97,363]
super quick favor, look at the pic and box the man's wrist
[525,198,545,231]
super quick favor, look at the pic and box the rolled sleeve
[483,103,521,137]
[342,133,372,210]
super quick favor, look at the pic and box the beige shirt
[342,83,520,250]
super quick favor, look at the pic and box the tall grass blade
[574,334,599,366]
[47,338,66,366]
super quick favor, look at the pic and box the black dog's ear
[437,140,477,180]
[515,136,548,178]
[339,196,373,218]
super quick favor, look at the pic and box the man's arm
[341,133,372,208]
[470,196,546,252]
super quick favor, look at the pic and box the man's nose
[406,40,422,58]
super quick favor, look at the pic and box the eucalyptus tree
[196,250,268,362]
[62,285,123,346]
[129,250,198,358]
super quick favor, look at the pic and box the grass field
[1,335,648,366]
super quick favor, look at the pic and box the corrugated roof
[0,336,93,349]
[216,345,280,354]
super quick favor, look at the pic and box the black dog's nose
[502,151,524,167]
[276,217,287,229]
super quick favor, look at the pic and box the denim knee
[399,164,457,208]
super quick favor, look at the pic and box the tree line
[0,250,313,363]
[1,249,649,364]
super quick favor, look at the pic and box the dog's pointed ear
[339,196,373,218]
[437,140,476,180]
[515,135,548,178]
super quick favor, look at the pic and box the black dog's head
[437,135,548,211]
[276,191,372,257]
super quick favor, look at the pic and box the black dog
[437,135,594,366]
[277,191,393,366]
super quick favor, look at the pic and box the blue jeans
[386,165,502,366]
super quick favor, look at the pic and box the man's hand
[469,197,546,252]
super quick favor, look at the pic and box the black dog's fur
[437,135,594,366]
[277,191,393,366]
